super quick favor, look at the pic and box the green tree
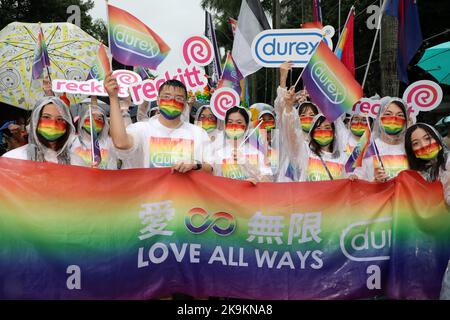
[0,0,107,42]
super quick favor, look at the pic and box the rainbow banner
[107,4,170,68]
[0,158,449,299]
[302,41,363,122]
[87,44,111,81]
[32,27,51,80]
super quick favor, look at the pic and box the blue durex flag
[385,0,423,84]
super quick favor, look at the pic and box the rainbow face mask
[414,142,442,161]
[37,118,67,141]
[300,116,313,133]
[225,123,246,140]
[350,122,368,137]
[82,117,104,135]
[199,119,217,133]
[261,120,275,131]
[159,98,184,120]
[312,129,334,146]
[380,116,406,135]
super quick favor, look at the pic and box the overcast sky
[90,0,205,73]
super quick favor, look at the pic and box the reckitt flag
[107,4,170,69]
[302,41,363,122]
[87,44,111,81]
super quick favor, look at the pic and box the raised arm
[104,72,134,150]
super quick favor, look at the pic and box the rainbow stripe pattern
[345,127,371,173]
[199,119,217,133]
[380,116,406,135]
[36,119,66,141]
[74,147,109,169]
[225,123,246,140]
[312,129,334,146]
[306,157,343,181]
[82,118,104,135]
[0,158,449,299]
[32,27,51,80]
[158,99,185,120]
[217,52,243,96]
[350,122,368,137]
[302,41,363,122]
[108,4,170,68]
[414,142,442,161]
[149,136,194,168]
[373,154,409,179]
[300,116,314,132]
[87,44,111,81]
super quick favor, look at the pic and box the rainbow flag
[302,41,363,122]
[133,66,156,80]
[0,158,449,299]
[87,44,111,81]
[107,4,170,68]
[335,6,355,76]
[32,26,50,80]
[345,126,372,172]
[313,0,323,23]
[217,52,243,96]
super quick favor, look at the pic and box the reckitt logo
[310,61,347,105]
[112,25,160,58]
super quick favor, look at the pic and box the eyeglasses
[160,94,186,103]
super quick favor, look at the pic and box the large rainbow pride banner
[0,158,449,299]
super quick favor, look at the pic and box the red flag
[335,7,355,76]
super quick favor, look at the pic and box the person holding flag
[404,124,450,206]
[353,98,410,182]
[2,97,82,165]
[344,114,374,156]
[281,87,349,182]
[104,73,212,173]
[209,106,272,183]
[70,99,119,169]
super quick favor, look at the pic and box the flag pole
[335,6,355,53]
[293,34,325,88]
[88,104,97,167]
[105,0,113,71]
[239,120,263,150]
[362,0,387,89]
[338,0,341,36]
[364,114,385,170]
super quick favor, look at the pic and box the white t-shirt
[70,137,119,169]
[116,116,211,169]
[354,137,409,181]
[210,136,273,181]
[299,144,348,182]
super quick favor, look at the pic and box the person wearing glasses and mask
[104,73,212,173]
[194,104,222,142]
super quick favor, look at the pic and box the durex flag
[385,0,422,83]
[107,5,170,69]
[302,41,363,122]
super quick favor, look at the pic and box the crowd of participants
[1,64,450,205]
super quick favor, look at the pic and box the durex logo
[310,61,347,104]
[112,25,160,58]
[340,217,392,262]
[251,26,335,68]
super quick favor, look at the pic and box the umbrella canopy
[417,41,450,85]
[0,22,101,110]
